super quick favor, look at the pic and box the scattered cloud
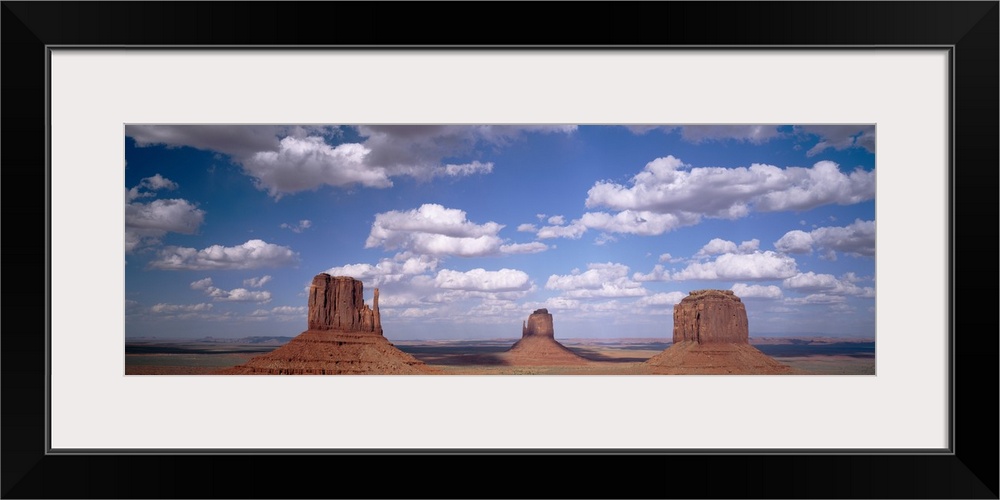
[243,275,273,288]
[434,268,532,292]
[584,156,874,230]
[126,173,178,201]
[126,124,290,158]
[365,204,506,258]
[124,174,205,253]
[190,277,214,290]
[150,303,213,314]
[594,233,618,246]
[125,199,205,235]
[579,210,699,236]
[546,262,646,298]
[636,291,686,306]
[775,219,875,257]
[127,125,577,199]
[442,161,494,177]
[148,239,299,270]
[731,283,783,299]
[536,221,588,239]
[633,265,671,282]
[190,277,272,302]
[280,220,312,233]
[205,287,272,303]
[517,223,538,232]
[325,253,440,286]
[782,272,875,297]
[785,294,849,305]
[677,125,785,144]
[244,136,389,197]
[671,250,799,281]
[797,125,876,156]
[499,242,549,254]
[695,238,761,257]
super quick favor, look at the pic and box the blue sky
[124,125,876,340]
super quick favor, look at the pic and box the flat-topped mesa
[521,308,555,338]
[672,289,748,344]
[307,274,382,334]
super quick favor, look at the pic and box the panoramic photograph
[124,124,876,375]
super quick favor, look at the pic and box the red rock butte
[672,289,749,344]
[644,290,795,374]
[221,274,435,375]
[504,308,590,366]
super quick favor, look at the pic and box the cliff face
[307,274,381,334]
[672,289,748,344]
[521,308,555,338]
[507,308,589,366]
[646,289,793,374]
[222,274,435,375]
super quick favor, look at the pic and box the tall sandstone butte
[522,308,555,338]
[308,273,381,333]
[672,289,749,344]
[644,289,794,374]
[505,308,590,366]
[221,274,434,375]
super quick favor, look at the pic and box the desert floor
[124,337,875,375]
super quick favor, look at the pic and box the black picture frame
[3,2,997,498]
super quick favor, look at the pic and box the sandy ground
[125,338,875,375]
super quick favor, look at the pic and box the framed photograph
[4,2,996,498]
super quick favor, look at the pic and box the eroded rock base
[643,341,796,375]
[220,330,437,375]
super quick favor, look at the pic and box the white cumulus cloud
[434,268,532,292]
[125,199,205,235]
[243,275,273,288]
[695,238,761,257]
[204,287,272,303]
[365,204,506,257]
[584,156,874,225]
[325,253,440,286]
[128,125,575,200]
[150,303,213,314]
[579,210,698,236]
[671,251,799,281]
[731,283,784,299]
[124,174,205,253]
[633,265,671,282]
[546,262,646,298]
[782,272,875,297]
[536,222,588,239]
[190,277,214,290]
[126,173,178,201]
[148,239,300,270]
[775,219,875,257]
[636,291,686,306]
[499,242,549,254]
[243,136,389,197]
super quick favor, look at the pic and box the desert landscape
[126,275,875,376]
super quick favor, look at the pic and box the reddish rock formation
[221,274,435,375]
[645,290,795,374]
[505,309,590,366]
[308,274,381,334]
[672,289,748,344]
[522,308,555,338]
